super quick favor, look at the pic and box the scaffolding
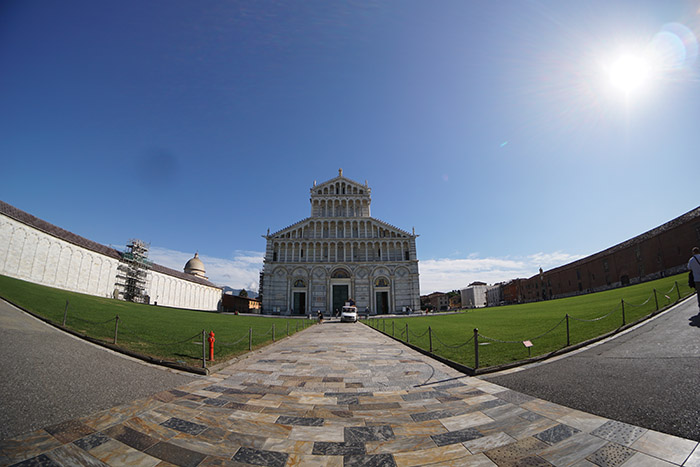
[115,239,152,303]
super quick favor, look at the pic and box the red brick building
[509,207,700,303]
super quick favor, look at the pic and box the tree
[238,289,248,298]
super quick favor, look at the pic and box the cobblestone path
[1,321,698,466]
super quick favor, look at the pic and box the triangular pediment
[312,171,369,196]
[269,217,413,239]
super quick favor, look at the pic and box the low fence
[16,298,314,374]
[366,281,692,375]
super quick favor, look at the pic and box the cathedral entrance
[293,292,306,315]
[332,285,349,316]
[376,291,389,315]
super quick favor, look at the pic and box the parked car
[340,305,358,323]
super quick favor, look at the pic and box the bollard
[202,329,207,369]
[273,324,276,342]
[249,327,252,351]
[621,299,626,326]
[405,323,409,343]
[208,331,215,361]
[654,289,659,311]
[113,315,119,344]
[62,300,69,326]
[429,326,433,353]
[474,328,479,369]
[566,314,570,347]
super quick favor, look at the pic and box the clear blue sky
[2,1,699,294]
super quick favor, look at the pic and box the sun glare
[609,53,651,94]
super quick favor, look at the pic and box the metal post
[429,326,433,353]
[405,323,409,343]
[113,315,119,344]
[392,321,395,337]
[287,320,289,337]
[249,327,252,351]
[273,324,275,342]
[621,299,626,326]
[202,329,206,369]
[675,281,681,301]
[566,314,570,347]
[62,300,69,326]
[654,289,659,311]
[474,328,479,369]
[383,320,386,333]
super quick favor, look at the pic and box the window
[294,280,306,287]
[332,269,350,278]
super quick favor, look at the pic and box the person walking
[689,247,700,313]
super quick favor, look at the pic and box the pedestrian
[317,310,324,323]
[689,247,700,313]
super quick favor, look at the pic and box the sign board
[523,340,533,348]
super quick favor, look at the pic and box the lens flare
[649,23,698,70]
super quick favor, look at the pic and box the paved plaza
[1,307,699,466]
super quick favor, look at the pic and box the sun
[608,53,651,95]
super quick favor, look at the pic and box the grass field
[0,274,313,368]
[367,273,694,369]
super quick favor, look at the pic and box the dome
[184,252,206,278]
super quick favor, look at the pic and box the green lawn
[367,273,694,369]
[0,275,313,368]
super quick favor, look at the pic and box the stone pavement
[1,321,699,466]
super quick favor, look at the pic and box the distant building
[486,283,504,307]
[424,292,449,311]
[448,293,461,309]
[222,293,262,314]
[460,282,489,309]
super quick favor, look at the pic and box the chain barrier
[216,333,251,347]
[432,331,475,349]
[408,328,429,339]
[479,316,567,344]
[624,294,653,308]
[118,324,202,346]
[568,303,621,322]
[663,284,677,295]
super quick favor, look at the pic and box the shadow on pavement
[689,314,700,328]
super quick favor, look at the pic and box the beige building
[261,170,420,315]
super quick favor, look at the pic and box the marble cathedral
[261,170,420,315]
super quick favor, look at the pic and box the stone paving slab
[1,322,698,466]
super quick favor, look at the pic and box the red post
[208,331,215,361]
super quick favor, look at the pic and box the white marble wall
[0,214,220,311]
[0,215,119,297]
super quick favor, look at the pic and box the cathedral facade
[261,170,420,315]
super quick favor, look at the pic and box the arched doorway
[292,279,307,315]
[330,268,351,316]
[374,277,390,314]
